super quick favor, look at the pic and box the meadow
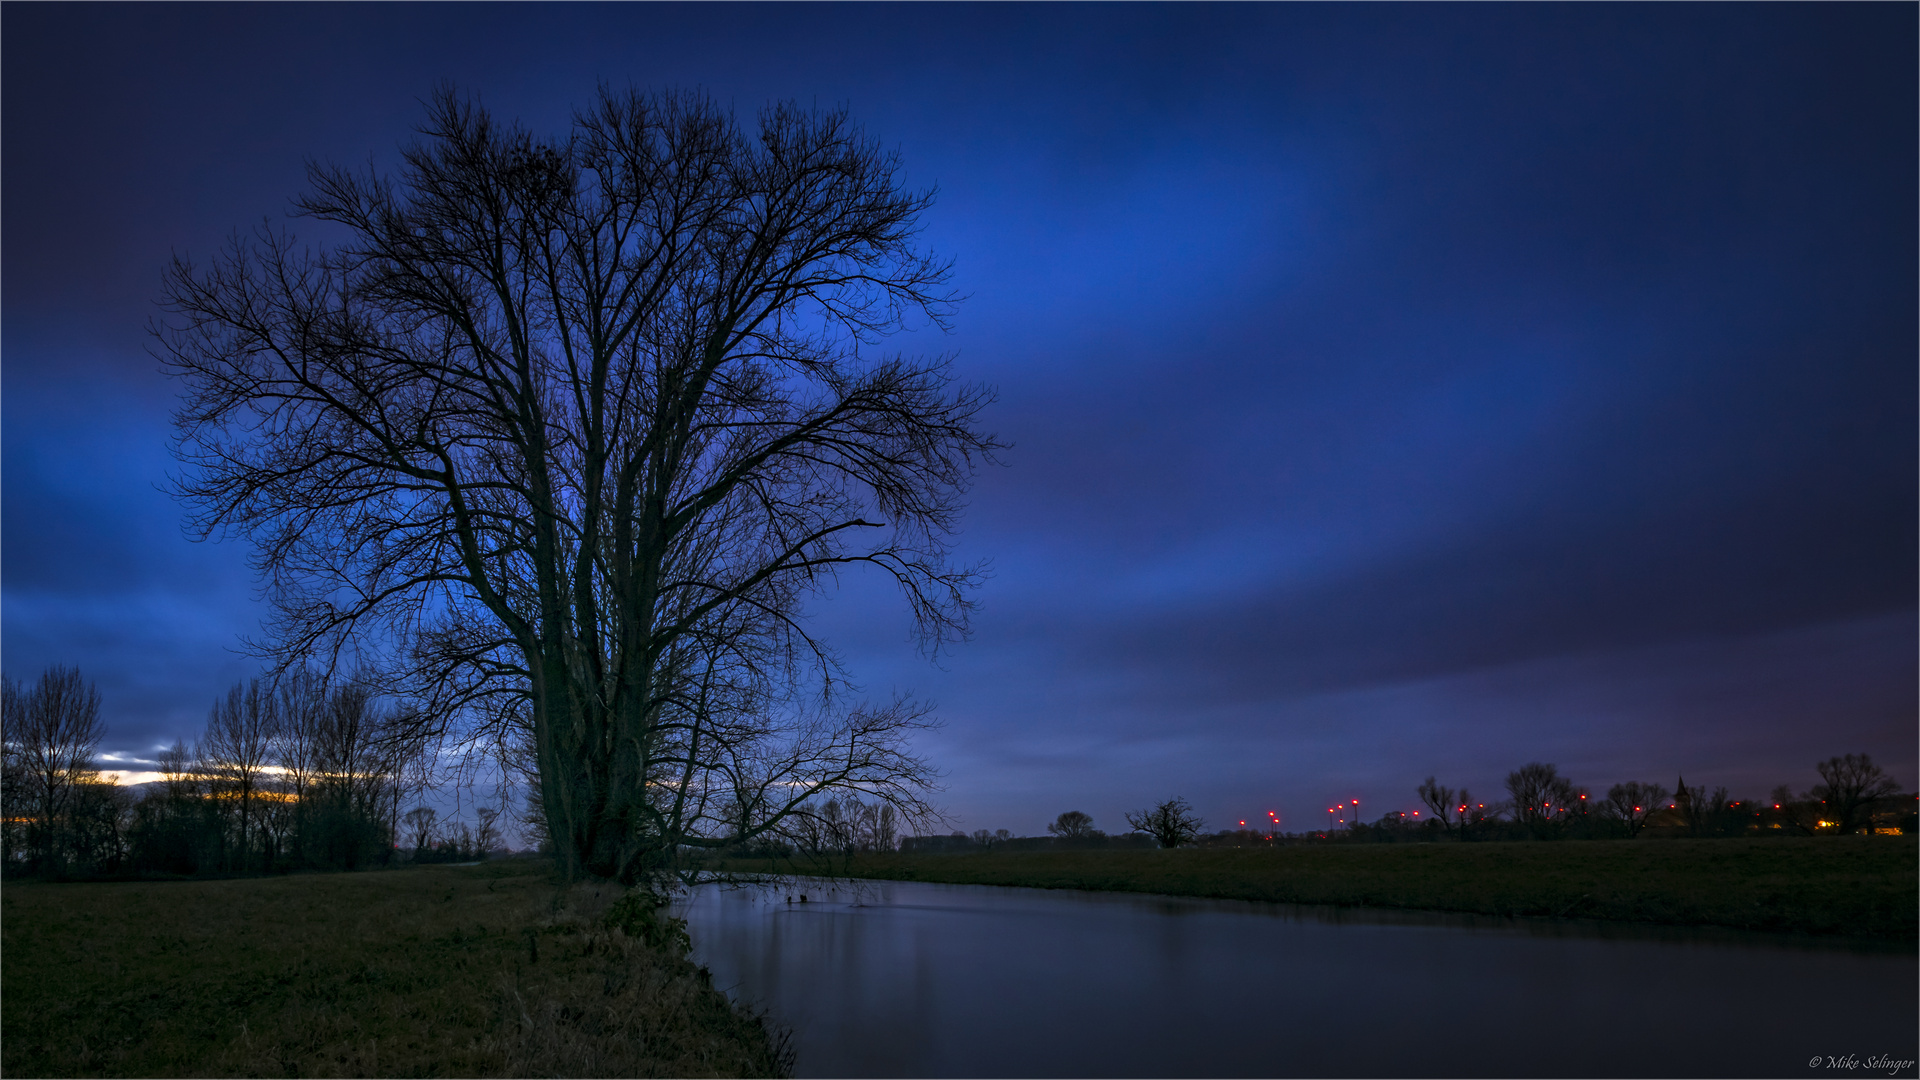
[777,836,1920,941]
[1,861,787,1078]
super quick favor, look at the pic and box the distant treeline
[893,755,1915,855]
[0,665,500,880]
[1388,758,1916,844]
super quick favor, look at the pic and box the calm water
[677,879,1918,1079]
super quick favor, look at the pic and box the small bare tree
[1126,797,1204,849]
[1601,781,1668,838]
[403,806,439,852]
[475,806,503,854]
[1416,777,1475,841]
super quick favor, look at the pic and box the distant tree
[1047,811,1098,841]
[475,807,503,854]
[4,667,106,875]
[201,680,279,871]
[290,680,412,869]
[126,739,222,875]
[1126,797,1205,849]
[1416,777,1475,841]
[403,807,439,853]
[1505,763,1577,840]
[1601,781,1669,838]
[1810,754,1902,835]
[67,772,133,873]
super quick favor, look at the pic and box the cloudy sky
[4,4,1913,836]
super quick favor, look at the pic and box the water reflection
[677,879,1917,1079]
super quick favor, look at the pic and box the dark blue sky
[4,3,1914,835]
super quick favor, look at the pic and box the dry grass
[782,836,1920,940]
[1,860,788,1078]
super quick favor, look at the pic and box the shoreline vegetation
[729,837,1918,942]
[1,860,787,1079]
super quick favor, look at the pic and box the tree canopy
[159,87,999,883]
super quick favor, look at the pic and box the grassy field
[1,860,787,1078]
[773,837,1919,940]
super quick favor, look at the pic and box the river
[677,878,1917,1078]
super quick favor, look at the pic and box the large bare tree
[159,87,996,884]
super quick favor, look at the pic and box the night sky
[4,4,1914,838]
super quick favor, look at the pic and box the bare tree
[1046,810,1098,841]
[159,86,997,886]
[201,679,280,871]
[3,667,107,874]
[1601,781,1668,838]
[475,806,504,854]
[1810,754,1902,835]
[1416,777,1475,841]
[403,806,439,852]
[282,678,416,868]
[1126,797,1204,849]
[1505,762,1577,840]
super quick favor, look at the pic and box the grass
[1,860,788,1078]
[760,836,1919,941]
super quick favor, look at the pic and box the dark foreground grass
[1,860,787,1078]
[799,837,1919,940]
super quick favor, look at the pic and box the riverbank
[749,837,1917,940]
[1,861,787,1078]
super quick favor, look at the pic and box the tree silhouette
[1504,762,1577,840]
[1810,754,1902,835]
[159,87,998,885]
[1601,781,1668,838]
[1126,797,1204,849]
[1046,810,1098,841]
[2,667,105,874]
